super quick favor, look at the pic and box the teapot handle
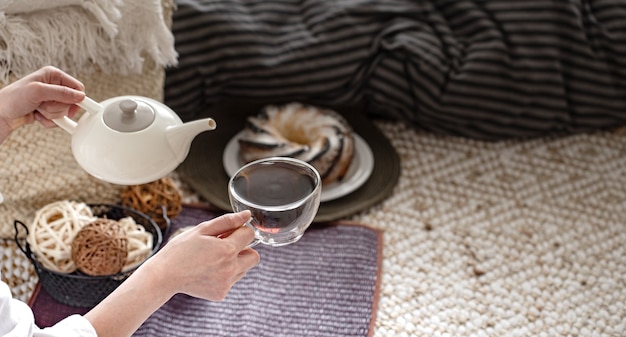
[52,96,103,134]
[77,96,102,114]
[52,116,77,134]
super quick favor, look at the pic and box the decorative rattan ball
[120,177,182,230]
[71,218,129,276]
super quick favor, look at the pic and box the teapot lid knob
[103,99,156,132]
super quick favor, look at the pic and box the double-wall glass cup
[228,157,322,247]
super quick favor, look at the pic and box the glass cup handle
[244,221,261,247]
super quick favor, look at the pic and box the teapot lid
[103,99,155,132]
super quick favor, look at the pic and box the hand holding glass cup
[228,157,322,247]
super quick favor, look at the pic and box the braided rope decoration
[117,216,153,272]
[27,201,96,273]
[71,218,129,276]
[120,177,182,230]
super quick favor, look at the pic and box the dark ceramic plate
[176,100,400,222]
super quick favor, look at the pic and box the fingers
[230,248,260,286]
[196,211,256,250]
[226,225,257,250]
[37,101,77,119]
[0,66,87,136]
[197,211,252,237]
[38,65,85,91]
[34,100,83,129]
[33,112,56,128]
[238,247,260,266]
[29,82,85,126]
[34,82,85,105]
[155,213,260,301]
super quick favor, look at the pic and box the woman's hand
[85,211,260,337]
[0,66,85,143]
[145,210,260,300]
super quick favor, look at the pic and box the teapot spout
[166,118,217,162]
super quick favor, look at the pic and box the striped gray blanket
[165,0,626,140]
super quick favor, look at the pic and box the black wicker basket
[14,204,163,307]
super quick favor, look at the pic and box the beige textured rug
[358,122,626,337]
[3,120,626,336]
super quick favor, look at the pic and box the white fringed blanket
[0,0,178,82]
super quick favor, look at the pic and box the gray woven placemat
[134,206,382,337]
[29,206,383,337]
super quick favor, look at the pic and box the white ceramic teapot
[54,95,216,185]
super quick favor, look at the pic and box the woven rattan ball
[120,177,182,230]
[71,218,129,276]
